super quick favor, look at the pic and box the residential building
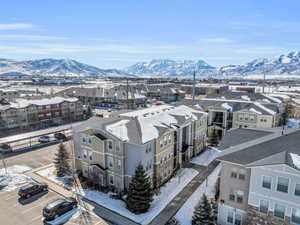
[182,93,283,136]
[73,105,207,192]
[217,128,300,225]
[0,97,84,132]
[135,83,185,103]
[0,89,20,101]
[58,86,147,110]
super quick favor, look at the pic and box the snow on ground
[77,168,198,225]
[191,148,220,166]
[290,153,300,169]
[45,206,84,225]
[175,164,221,225]
[37,166,72,188]
[0,165,32,192]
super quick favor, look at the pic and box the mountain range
[0,58,135,77]
[2,51,300,78]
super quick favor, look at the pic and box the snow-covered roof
[290,153,300,170]
[2,97,78,109]
[106,120,130,142]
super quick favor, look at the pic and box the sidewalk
[148,160,219,225]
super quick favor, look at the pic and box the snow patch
[0,165,32,192]
[221,103,232,112]
[45,206,83,225]
[37,166,72,188]
[249,108,262,115]
[191,148,220,166]
[290,153,300,169]
[106,120,130,142]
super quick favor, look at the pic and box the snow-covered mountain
[0,58,135,77]
[125,59,215,77]
[219,51,300,77]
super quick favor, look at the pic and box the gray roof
[218,128,273,150]
[59,86,146,100]
[218,129,300,170]
[205,92,281,104]
[182,99,279,115]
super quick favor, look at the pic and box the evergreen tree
[208,128,219,147]
[210,198,218,224]
[126,164,153,214]
[192,194,214,225]
[54,143,71,177]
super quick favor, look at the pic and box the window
[235,213,242,225]
[109,175,114,185]
[238,169,245,180]
[231,168,238,178]
[262,176,272,189]
[236,191,244,204]
[108,140,113,150]
[164,136,167,145]
[107,156,114,168]
[116,142,121,152]
[277,177,289,193]
[292,208,300,224]
[274,204,285,220]
[83,149,87,158]
[117,160,121,169]
[227,210,234,223]
[168,135,172,144]
[295,184,300,196]
[88,138,92,144]
[259,200,269,214]
[229,194,235,201]
[160,140,163,148]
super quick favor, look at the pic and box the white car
[38,136,50,143]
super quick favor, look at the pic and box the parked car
[0,143,12,154]
[38,135,50,143]
[18,182,48,198]
[43,197,78,221]
[54,133,67,141]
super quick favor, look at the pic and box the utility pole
[262,72,266,94]
[126,78,129,110]
[192,70,196,103]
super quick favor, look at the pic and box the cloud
[0,34,69,41]
[0,23,34,30]
[199,38,234,44]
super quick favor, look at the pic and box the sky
[1,0,300,69]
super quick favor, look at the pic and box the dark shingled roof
[218,128,273,150]
[218,129,300,170]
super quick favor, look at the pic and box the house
[73,105,207,192]
[217,128,300,225]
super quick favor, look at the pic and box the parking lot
[0,188,103,225]
[0,141,108,225]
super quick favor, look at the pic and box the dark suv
[54,133,67,141]
[18,182,48,198]
[43,197,78,221]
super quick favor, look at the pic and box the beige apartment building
[73,105,208,192]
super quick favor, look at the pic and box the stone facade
[246,205,291,225]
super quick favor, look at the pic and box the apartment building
[217,128,300,225]
[0,96,84,132]
[183,93,282,136]
[58,86,147,110]
[73,105,207,192]
[135,83,186,103]
[0,89,20,101]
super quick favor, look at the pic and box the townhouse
[0,96,84,132]
[182,92,283,137]
[0,89,20,101]
[73,105,207,192]
[58,86,147,110]
[217,128,300,225]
